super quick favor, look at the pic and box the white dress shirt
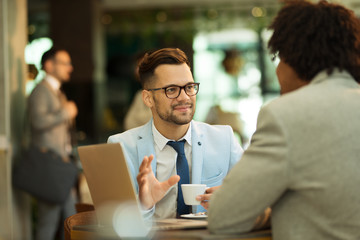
[45,74,61,92]
[152,122,192,219]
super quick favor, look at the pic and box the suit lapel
[191,121,204,184]
[41,80,66,106]
[136,120,158,177]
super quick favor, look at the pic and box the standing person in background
[108,48,243,219]
[28,47,78,240]
[206,1,360,239]
[124,52,152,130]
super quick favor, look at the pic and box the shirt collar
[310,69,353,85]
[45,74,61,92]
[152,121,192,151]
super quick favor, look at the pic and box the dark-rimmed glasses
[54,59,72,67]
[147,83,200,99]
[271,52,279,62]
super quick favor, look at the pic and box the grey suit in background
[28,80,71,159]
[28,78,76,240]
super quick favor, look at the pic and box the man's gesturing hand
[137,155,180,210]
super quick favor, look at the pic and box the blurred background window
[25,37,53,95]
[26,0,311,146]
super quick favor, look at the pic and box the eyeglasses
[147,83,200,99]
[271,52,279,62]
[54,59,72,67]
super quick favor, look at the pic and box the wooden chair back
[64,210,97,240]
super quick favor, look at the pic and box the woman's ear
[142,90,153,108]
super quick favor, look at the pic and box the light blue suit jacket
[108,119,243,213]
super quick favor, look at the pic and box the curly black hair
[268,0,360,82]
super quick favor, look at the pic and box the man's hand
[196,186,221,210]
[64,101,78,119]
[137,155,180,210]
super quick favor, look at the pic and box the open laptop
[77,143,207,235]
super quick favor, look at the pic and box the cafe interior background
[0,0,359,239]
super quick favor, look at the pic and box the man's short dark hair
[268,0,360,82]
[40,47,68,70]
[138,48,191,88]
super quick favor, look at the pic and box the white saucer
[180,213,208,219]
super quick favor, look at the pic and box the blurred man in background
[28,47,78,240]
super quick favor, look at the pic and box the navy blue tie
[167,140,191,216]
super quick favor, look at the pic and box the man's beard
[154,101,195,125]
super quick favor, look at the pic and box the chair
[64,210,97,240]
[75,203,95,213]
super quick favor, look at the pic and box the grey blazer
[28,80,71,158]
[208,70,360,240]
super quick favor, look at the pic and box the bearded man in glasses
[108,48,243,219]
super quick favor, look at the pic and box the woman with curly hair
[206,1,360,239]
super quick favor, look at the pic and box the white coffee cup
[181,184,207,205]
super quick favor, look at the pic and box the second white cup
[181,184,207,205]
